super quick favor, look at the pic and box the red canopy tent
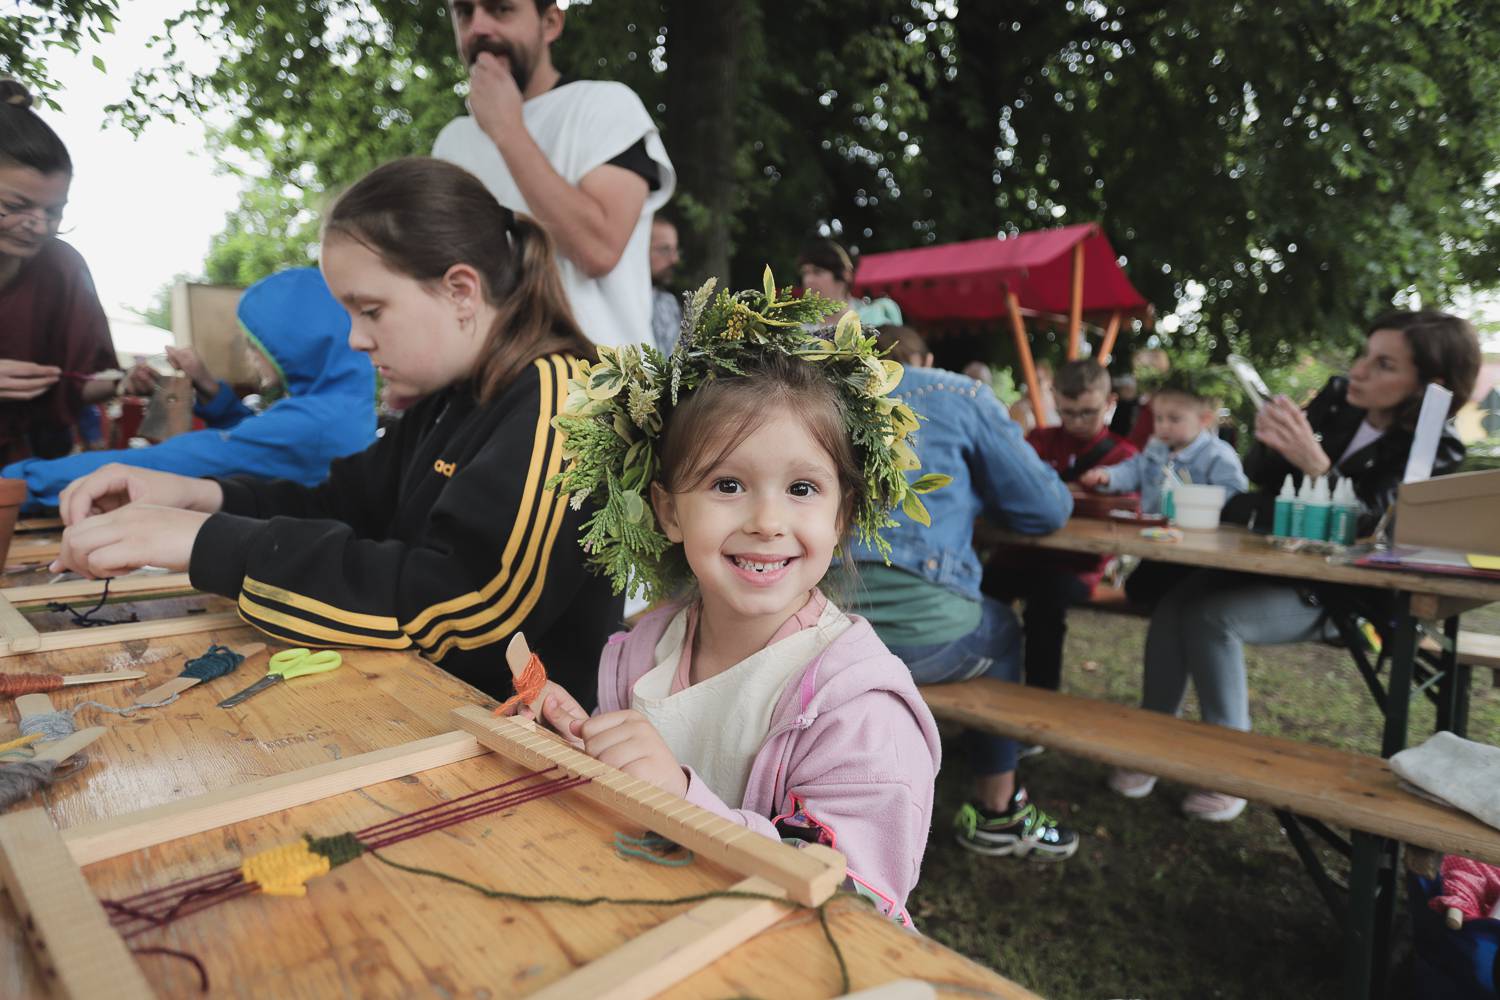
[852,223,1150,426]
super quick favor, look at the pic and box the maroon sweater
[0,239,116,462]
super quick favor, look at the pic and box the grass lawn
[908,602,1500,999]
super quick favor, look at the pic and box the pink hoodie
[597,603,942,917]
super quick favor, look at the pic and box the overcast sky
[35,0,240,319]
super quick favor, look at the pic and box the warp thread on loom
[98,765,858,995]
[45,577,139,628]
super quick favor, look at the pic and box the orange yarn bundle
[0,673,66,699]
[493,653,547,716]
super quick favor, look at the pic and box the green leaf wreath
[547,268,951,602]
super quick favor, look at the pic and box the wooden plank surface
[0,809,153,999]
[983,517,1500,603]
[5,530,62,567]
[923,679,1500,866]
[1,623,1029,998]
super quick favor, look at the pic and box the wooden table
[985,516,1500,1000]
[984,517,1500,755]
[1,614,1033,999]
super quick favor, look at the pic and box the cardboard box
[1394,468,1500,557]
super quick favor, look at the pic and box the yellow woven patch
[241,842,331,897]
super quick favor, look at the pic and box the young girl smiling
[529,287,945,919]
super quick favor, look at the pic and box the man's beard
[466,37,535,93]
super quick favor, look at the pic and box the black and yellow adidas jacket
[187,354,620,707]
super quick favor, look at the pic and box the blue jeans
[884,596,1022,777]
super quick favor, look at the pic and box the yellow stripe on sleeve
[238,595,414,650]
[401,356,560,635]
[242,577,402,634]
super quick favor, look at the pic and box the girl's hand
[0,359,60,401]
[572,710,689,798]
[122,362,161,396]
[1078,468,1110,489]
[1255,396,1330,478]
[165,346,218,397]
[516,683,588,749]
[58,464,224,526]
[52,505,210,578]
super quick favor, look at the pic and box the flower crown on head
[546,268,950,602]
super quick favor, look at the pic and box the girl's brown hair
[324,157,595,399]
[0,80,71,175]
[1365,310,1481,427]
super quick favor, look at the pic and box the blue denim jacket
[1099,429,1248,514]
[848,367,1073,600]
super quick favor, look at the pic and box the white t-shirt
[433,80,676,351]
[1338,419,1386,466]
[631,601,852,805]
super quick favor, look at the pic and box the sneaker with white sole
[1181,790,1246,822]
[953,788,1079,860]
[1017,743,1046,760]
[1107,769,1158,799]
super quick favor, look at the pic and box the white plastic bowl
[1171,483,1228,530]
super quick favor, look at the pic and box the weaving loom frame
[0,707,847,1000]
[0,593,235,659]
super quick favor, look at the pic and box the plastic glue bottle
[1302,476,1332,541]
[1289,476,1312,539]
[1273,475,1296,537]
[1330,478,1360,545]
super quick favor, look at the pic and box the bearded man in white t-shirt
[434,0,676,350]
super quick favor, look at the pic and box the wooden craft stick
[0,594,41,653]
[0,809,154,999]
[14,692,55,719]
[506,631,546,719]
[5,533,62,565]
[529,875,789,1000]
[844,982,939,1000]
[0,610,240,659]
[61,729,487,866]
[2,571,195,608]
[62,670,147,687]
[132,642,267,707]
[450,707,847,907]
[15,517,63,533]
[32,726,106,763]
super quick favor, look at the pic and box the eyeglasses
[650,243,679,256]
[1059,407,1103,421]
[0,191,66,234]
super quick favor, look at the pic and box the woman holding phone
[1110,311,1480,822]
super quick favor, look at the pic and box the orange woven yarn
[493,653,547,716]
[0,673,64,699]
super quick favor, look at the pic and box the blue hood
[238,267,371,399]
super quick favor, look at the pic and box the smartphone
[1227,354,1272,410]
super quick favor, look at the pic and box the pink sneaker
[1181,790,1246,822]
[1107,769,1158,799]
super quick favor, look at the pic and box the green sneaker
[953,788,1079,860]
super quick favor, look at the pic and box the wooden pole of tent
[1067,242,1085,360]
[1098,311,1123,365]
[1007,291,1047,429]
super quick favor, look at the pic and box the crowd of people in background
[2,0,1488,924]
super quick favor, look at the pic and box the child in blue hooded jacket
[2,267,376,507]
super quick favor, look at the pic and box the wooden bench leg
[1344,832,1400,1000]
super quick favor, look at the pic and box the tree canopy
[13,0,1500,366]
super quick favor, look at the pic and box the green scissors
[217,648,344,709]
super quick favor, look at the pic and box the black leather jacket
[1238,376,1466,536]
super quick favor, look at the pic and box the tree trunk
[664,0,747,284]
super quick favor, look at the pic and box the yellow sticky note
[1467,554,1500,571]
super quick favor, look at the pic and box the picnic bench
[920,678,1500,1000]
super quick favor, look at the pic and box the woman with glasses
[0,79,118,464]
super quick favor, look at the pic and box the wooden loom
[0,707,848,999]
[0,576,228,659]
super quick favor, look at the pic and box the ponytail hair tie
[499,206,516,235]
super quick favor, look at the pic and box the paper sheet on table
[1470,554,1500,571]
[1402,382,1454,484]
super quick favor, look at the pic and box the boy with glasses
[984,360,1138,694]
